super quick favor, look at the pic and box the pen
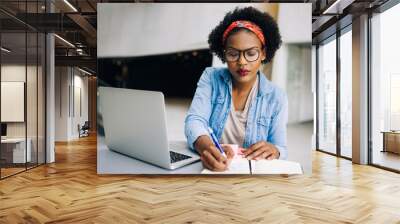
[207,127,226,157]
[249,160,252,174]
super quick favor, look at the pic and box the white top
[220,76,259,147]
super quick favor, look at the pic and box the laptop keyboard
[169,151,192,163]
[168,141,192,163]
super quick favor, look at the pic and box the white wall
[1,65,26,81]
[1,66,26,125]
[1,65,41,136]
[277,4,312,44]
[273,4,313,123]
[98,3,261,58]
[98,3,311,58]
[1,82,24,122]
[55,67,68,141]
[271,3,313,123]
[72,73,89,138]
[271,44,313,124]
[1,64,46,163]
[1,65,26,140]
[55,67,89,141]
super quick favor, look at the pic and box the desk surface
[381,131,400,134]
[97,136,311,174]
[1,138,28,143]
[97,136,203,174]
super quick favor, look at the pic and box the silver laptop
[98,86,200,170]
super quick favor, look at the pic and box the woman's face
[224,30,266,85]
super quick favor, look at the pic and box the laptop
[98,86,200,170]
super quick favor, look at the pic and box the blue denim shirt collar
[218,68,273,97]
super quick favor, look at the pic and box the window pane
[27,31,38,169]
[318,37,337,154]
[1,31,27,178]
[38,33,46,165]
[26,0,40,170]
[371,3,400,171]
[340,29,352,158]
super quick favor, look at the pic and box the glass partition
[27,30,38,169]
[317,36,337,155]
[339,29,352,158]
[38,32,45,165]
[0,2,46,179]
[371,3,400,171]
[1,31,28,178]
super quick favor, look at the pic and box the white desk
[97,136,203,174]
[1,138,31,163]
[97,135,310,174]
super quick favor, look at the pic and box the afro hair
[208,6,282,64]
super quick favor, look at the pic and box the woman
[185,7,287,171]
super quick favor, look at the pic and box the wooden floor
[1,134,400,223]
[1,167,26,178]
[372,150,400,171]
[1,163,45,178]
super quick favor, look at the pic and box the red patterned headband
[222,20,265,46]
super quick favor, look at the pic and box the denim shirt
[184,67,288,160]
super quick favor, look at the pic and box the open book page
[251,159,303,175]
[201,144,251,174]
[201,157,250,174]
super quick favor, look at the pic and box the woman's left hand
[242,141,280,160]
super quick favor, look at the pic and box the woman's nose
[238,52,247,65]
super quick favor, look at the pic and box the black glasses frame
[223,47,262,62]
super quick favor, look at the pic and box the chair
[78,121,90,138]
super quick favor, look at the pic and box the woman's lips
[238,69,250,77]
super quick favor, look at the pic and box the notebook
[201,144,303,175]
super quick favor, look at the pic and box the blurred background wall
[98,3,312,124]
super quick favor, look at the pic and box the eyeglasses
[224,48,261,62]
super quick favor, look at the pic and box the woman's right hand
[194,135,234,171]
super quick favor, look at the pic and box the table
[381,131,400,154]
[1,138,32,164]
[97,137,203,174]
